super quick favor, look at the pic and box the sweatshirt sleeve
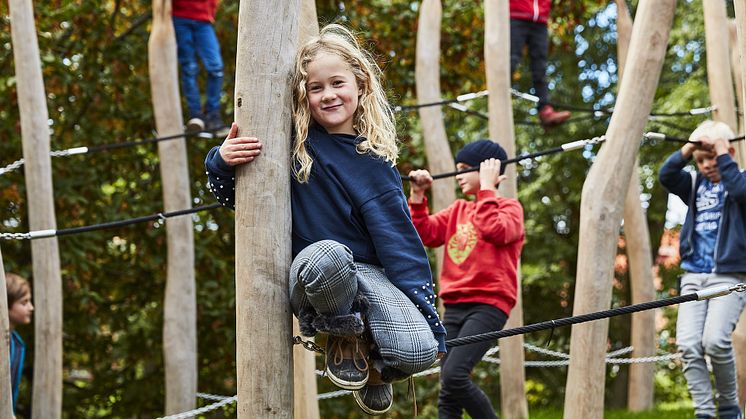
[408,196,453,248]
[659,151,694,203]
[473,190,525,245]
[204,146,236,209]
[718,154,746,202]
[361,189,447,352]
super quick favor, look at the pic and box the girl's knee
[292,240,355,285]
[703,334,733,359]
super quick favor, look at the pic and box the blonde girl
[205,24,444,415]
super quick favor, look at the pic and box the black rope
[659,134,746,144]
[85,125,228,153]
[401,145,570,181]
[446,292,698,348]
[54,203,222,238]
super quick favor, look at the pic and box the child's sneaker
[186,113,205,132]
[538,104,571,127]
[352,368,393,415]
[325,335,369,390]
[205,110,229,137]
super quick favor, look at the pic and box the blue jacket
[9,330,25,414]
[659,151,746,273]
[204,126,447,351]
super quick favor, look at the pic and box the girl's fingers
[227,122,239,139]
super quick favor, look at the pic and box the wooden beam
[234,1,299,417]
[615,0,655,411]
[485,1,527,418]
[8,1,64,417]
[703,0,738,132]
[415,0,455,317]
[0,258,13,419]
[148,0,198,413]
[563,1,676,417]
[293,2,320,418]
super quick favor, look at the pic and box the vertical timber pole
[703,0,738,133]
[293,1,320,418]
[8,1,64,417]
[563,1,676,418]
[148,1,198,414]
[415,0,456,311]
[730,21,744,136]
[485,1,528,418]
[0,256,13,419]
[616,0,656,411]
[731,0,746,406]
[234,1,299,417]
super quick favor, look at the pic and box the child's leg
[172,17,202,118]
[526,21,550,109]
[289,240,362,335]
[509,18,531,75]
[438,303,505,419]
[701,273,746,411]
[355,263,438,377]
[677,273,715,417]
[193,21,224,114]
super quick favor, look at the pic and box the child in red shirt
[408,140,525,419]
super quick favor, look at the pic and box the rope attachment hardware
[293,335,325,354]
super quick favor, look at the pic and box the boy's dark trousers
[439,303,508,419]
[510,18,550,110]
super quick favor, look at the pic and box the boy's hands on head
[219,122,262,166]
[408,169,433,203]
[700,136,733,156]
[479,158,506,192]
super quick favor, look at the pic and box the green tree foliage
[0,0,727,416]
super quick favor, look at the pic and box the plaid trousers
[289,240,438,376]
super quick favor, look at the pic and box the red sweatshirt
[172,0,218,23]
[509,0,551,24]
[409,190,525,316]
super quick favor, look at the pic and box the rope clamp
[293,336,325,354]
[730,283,746,294]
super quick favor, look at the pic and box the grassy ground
[528,407,694,418]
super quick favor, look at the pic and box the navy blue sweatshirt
[204,125,447,351]
[659,151,746,273]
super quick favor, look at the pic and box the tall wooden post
[615,0,656,411]
[148,0,197,413]
[730,21,744,136]
[730,0,746,406]
[234,1,298,417]
[0,258,13,419]
[485,1,528,418]
[563,1,676,418]
[293,1,320,418]
[703,0,738,133]
[415,0,456,317]
[8,1,64,417]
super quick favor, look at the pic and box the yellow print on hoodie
[447,222,478,264]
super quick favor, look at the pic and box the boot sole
[325,366,368,390]
[352,390,392,416]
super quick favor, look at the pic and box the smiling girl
[6,272,33,418]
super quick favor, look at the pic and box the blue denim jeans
[173,16,224,116]
[677,272,746,418]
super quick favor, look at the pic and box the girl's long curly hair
[291,24,398,183]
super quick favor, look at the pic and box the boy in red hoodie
[510,0,570,126]
[408,140,525,419]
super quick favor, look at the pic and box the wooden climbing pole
[415,0,457,298]
[234,1,299,417]
[563,1,676,417]
[484,1,528,418]
[615,0,656,411]
[148,0,198,414]
[0,258,13,419]
[293,1,320,418]
[8,0,64,417]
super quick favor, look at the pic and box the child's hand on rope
[219,122,262,166]
[408,169,433,203]
[479,158,506,192]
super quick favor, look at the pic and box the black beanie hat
[455,139,508,174]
